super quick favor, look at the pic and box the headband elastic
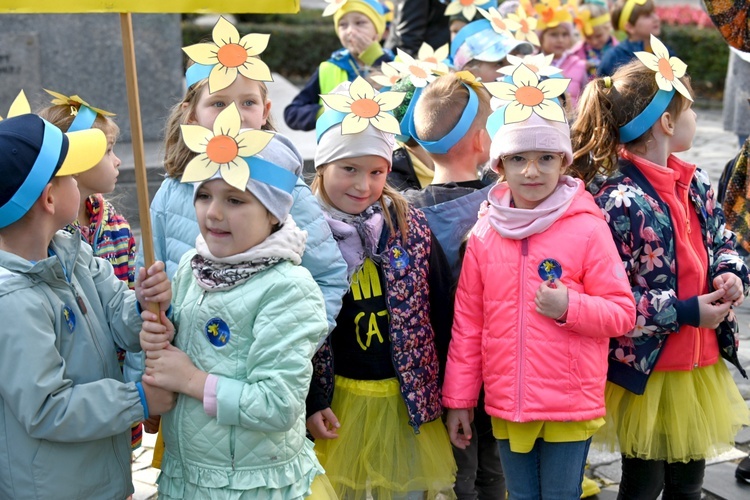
[618,88,674,143]
[0,121,62,228]
[67,105,98,132]
[244,155,298,194]
[408,83,479,154]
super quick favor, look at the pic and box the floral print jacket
[593,159,749,394]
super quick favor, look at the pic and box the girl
[572,36,750,498]
[570,2,618,80]
[308,78,456,499]
[139,114,335,499]
[444,66,636,499]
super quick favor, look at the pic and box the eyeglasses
[500,153,565,172]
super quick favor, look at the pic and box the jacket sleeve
[283,68,323,131]
[427,234,454,383]
[214,274,328,432]
[0,290,145,442]
[388,0,430,56]
[291,181,348,341]
[560,219,637,338]
[442,233,484,409]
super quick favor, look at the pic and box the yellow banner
[0,0,299,14]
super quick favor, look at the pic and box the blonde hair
[38,105,120,140]
[312,165,410,241]
[571,60,693,184]
[611,0,655,31]
[414,74,491,145]
[162,71,276,179]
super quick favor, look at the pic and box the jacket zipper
[679,186,704,369]
[515,238,529,422]
[230,426,236,470]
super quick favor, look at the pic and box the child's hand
[347,31,375,57]
[135,261,171,312]
[143,344,208,399]
[141,381,176,416]
[140,310,174,351]
[143,415,161,433]
[697,288,732,328]
[535,279,569,321]
[713,273,745,306]
[306,408,341,440]
[446,408,474,449]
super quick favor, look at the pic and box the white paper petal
[180,124,212,153]
[341,113,370,135]
[320,93,353,113]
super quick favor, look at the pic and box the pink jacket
[443,177,636,422]
[553,52,587,109]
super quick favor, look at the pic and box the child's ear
[262,98,272,127]
[474,128,489,153]
[658,111,676,137]
[38,182,56,216]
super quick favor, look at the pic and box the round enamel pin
[62,305,76,333]
[389,245,410,270]
[538,258,563,281]
[205,318,230,347]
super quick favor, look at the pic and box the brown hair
[37,105,120,140]
[611,0,655,31]
[312,165,410,241]
[570,59,693,184]
[162,72,276,179]
[413,73,491,147]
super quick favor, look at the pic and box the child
[284,0,393,131]
[406,72,505,499]
[139,110,334,499]
[38,91,144,452]
[0,99,173,499]
[597,0,662,76]
[307,77,457,499]
[571,2,618,80]
[572,36,750,497]
[443,66,637,499]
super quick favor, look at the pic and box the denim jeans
[618,456,705,500]
[497,438,591,500]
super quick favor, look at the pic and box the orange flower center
[206,135,239,164]
[351,98,381,119]
[515,86,544,107]
[542,9,554,23]
[493,18,507,30]
[423,56,437,64]
[526,64,540,73]
[217,43,247,69]
[520,20,529,33]
[409,64,428,80]
[658,58,674,81]
[460,0,474,6]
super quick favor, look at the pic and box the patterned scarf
[191,216,307,291]
[318,196,385,278]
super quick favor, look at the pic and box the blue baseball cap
[452,19,533,70]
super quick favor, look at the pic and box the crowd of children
[1,0,749,499]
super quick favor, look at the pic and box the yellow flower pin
[180,103,274,191]
[320,76,405,135]
[44,89,115,117]
[0,90,31,121]
[635,35,692,101]
[444,0,491,21]
[182,16,272,94]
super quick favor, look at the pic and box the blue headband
[618,88,674,143]
[407,83,479,154]
[315,109,349,143]
[398,86,423,138]
[243,155,298,194]
[0,120,62,228]
[451,20,493,60]
[67,105,98,132]
[185,63,213,90]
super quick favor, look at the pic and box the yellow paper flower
[182,16,272,94]
[483,63,570,124]
[391,49,438,88]
[416,42,450,74]
[180,103,274,191]
[535,0,574,30]
[634,35,692,101]
[0,90,30,121]
[371,62,405,88]
[573,8,593,36]
[44,89,115,117]
[444,0,491,21]
[499,53,562,78]
[320,76,405,135]
[454,71,486,91]
[322,0,349,17]
[479,6,521,38]
[507,5,540,46]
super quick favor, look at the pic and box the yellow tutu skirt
[595,361,749,463]
[314,376,457,500]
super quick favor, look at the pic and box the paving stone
[736,427,750,445]
[702,461,750,499]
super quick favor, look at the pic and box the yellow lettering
[365,313,384,348]
[355,312,367,350]
[351,259,382,301]
[354,310,389,351]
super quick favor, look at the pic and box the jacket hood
[487,176,603,239]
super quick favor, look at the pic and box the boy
[598,0,663,76]
[0,108,174,499]
[284,0,393,131]
[404,73,505,499]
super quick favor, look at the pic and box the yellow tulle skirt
[595,361,749,463]
[314,376,457,500]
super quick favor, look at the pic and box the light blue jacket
[158,251,327,499]
[139,177,347,335]
[0,231,144,499]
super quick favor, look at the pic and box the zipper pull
[74,289,88,314]
[198,290,207,306]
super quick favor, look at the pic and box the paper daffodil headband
[574,9,611,37]
[618,34,692,143]
[183,16,272,93]
[618,0,647,32]
[499,53,563,79]
[444,0,491,21]
[506,4,540,46]
[402,72,482,155]
[534,0,574,30]
[484,63,570,138]
[391,48,439,88]
[323,0,387,35]
[44,90,115,132]
[179,103,296,194]
[0,90,30,121]
[316,76,405,142]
